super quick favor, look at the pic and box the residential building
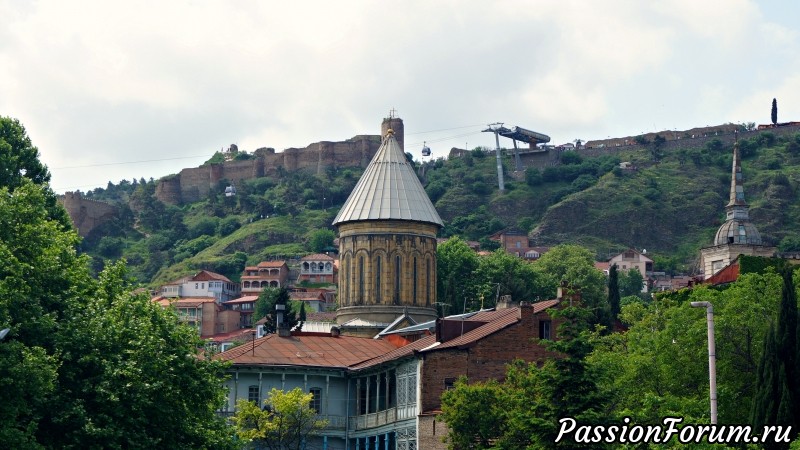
[158,270,240,303]
[699,140,776,278]
[298,254,337,284]
[214,297,567,450]
[241,261,290,294]
[488,228,548,260]
[223,295,259,328]
[608,249,653,276]
[154,297,240,338]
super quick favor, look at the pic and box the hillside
[75,128,800,285]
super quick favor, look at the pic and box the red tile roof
[214,333,397,369]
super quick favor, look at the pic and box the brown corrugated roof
[225,295,259,304]
[191,270,233,282]
[214,333,397,369]
[155,297,218,308]
[350,335,437,370]
[301,253,335,261]
[257,261,288,268]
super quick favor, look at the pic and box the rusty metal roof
[214,333,398,369]
[333,132,443,227]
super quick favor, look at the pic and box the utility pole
[484,123,505,192]
[691,301,717,424]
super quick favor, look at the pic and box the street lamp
[690,301,717,424]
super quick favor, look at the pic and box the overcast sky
[2,0,799,194]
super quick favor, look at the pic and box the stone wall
[155,134,383,205]
[59,191,119,237]
[455,123,800,171]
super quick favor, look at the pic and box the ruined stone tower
[333,117,442,331]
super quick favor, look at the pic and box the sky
[2,0,800,194]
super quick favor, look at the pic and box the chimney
[330,326,340,337]
[435,318,442,343]
[496,294,515,310]
[275,303,291,337]
[519,301,535,327]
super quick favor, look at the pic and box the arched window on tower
[358,256,365,304]
[394,255,401,305]
[413,257,418,305]
[375,256,382,303]
[426,258,431,306]
[344,255,351,306]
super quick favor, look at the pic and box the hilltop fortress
[154,117,405,205]
[60,191,120,237]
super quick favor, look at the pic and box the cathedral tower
[333,118,442,329]
[700,140,775,278]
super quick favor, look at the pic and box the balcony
[347,406,415,431]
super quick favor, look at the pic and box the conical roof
[333,131,443,227]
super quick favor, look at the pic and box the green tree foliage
[751,268,799,444]
[217,216,241,236]
[525,167,542,186]
[618,268,645,298]
[0,116,70,226]
[608,264,621,319]
[255,287,299,333]
[307,228,335,253]
[533,245,609,326]
[436,237,480,316]
[0,180,234,448]
[233,388,327,450]
[772,98,778,126]
[474,250,547,308]
[440,378,507,449]
[440,306,608,449]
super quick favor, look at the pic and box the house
[298,253,337,284]
[214,295,568,450]
[158,270,240,303]
[214,330,399,450]
[487,228,548,260]
[289,288,334,313]
[608,249,653,276]
[240,261,290,294]
[223,295,259,328]
[154,297,240,338]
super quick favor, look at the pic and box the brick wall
[59,191,119,237]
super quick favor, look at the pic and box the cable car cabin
[225,185,236,197]
[421,143,431,157]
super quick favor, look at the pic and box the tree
[474,250,548,309]
[437,237,480,316]
[440,378,507,449]
[772,98,778,126]
[307,228,335,253]
[0,116,70,226]
[255,287,299,333]
[608,264,621,319]
[751,268,799,445]
[533,245,609,326]
[619,268,645,298]
[233,388,327,450]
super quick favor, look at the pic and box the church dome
[333,131,443,227]
[714,219,763,246]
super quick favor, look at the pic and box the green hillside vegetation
[78,130,800,286]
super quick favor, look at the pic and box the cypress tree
[750,267,799,446]
[772,98,778,126]
[608,263,621,320]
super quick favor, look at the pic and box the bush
[571,174,597,191]
[218,217,241,236]
[525,167,542,186]
[190,217,219,239]
[97,236,124,258]
[561,151,583,165]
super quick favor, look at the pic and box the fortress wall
[155,177,182,205]
[60,192,119,237]
[178,166,212,203]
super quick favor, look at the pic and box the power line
[52,154,209,170]
[405,124,485,136]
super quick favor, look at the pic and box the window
[309,388,322,414]
[358,256,364,303]
[248,385,260,404]
[413,257,418,304]
[539,320,551,340]
[395,255,401,304]
[375,256,382,303]
[425,259,431,306]
[444,377,456,390]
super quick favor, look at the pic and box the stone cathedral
[333,116,443,334]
